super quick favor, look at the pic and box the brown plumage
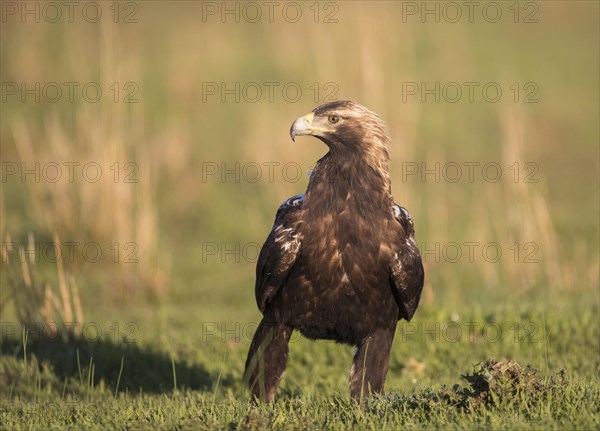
[244,101,424,401]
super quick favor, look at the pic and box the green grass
[2,383,598,431]
[1,290,598,430]
[1,1,599,429]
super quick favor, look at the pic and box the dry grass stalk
[2,233,84,341]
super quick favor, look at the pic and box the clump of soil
[455,359,568,408]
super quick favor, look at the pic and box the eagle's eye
[328,115,340,124]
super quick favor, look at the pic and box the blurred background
[1,1,598,395]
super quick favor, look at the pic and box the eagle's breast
[293,165,398,299]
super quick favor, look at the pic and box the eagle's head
[290,100,391,182]
[290,100,390,152]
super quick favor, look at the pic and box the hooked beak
[290,112,315,142]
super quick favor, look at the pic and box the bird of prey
[244,100,424,402]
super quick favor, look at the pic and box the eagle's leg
[243,318,292,402]
[349,328,395,400]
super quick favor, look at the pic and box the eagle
[243,100,424,402]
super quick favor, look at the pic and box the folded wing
[255,194,303,313]
[389,204,424,321]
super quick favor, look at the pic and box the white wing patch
[391,252,409,291]
[274,225,293,243]
[274,225,300,251]
[279,193,304,210]
[392,203,412,223]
